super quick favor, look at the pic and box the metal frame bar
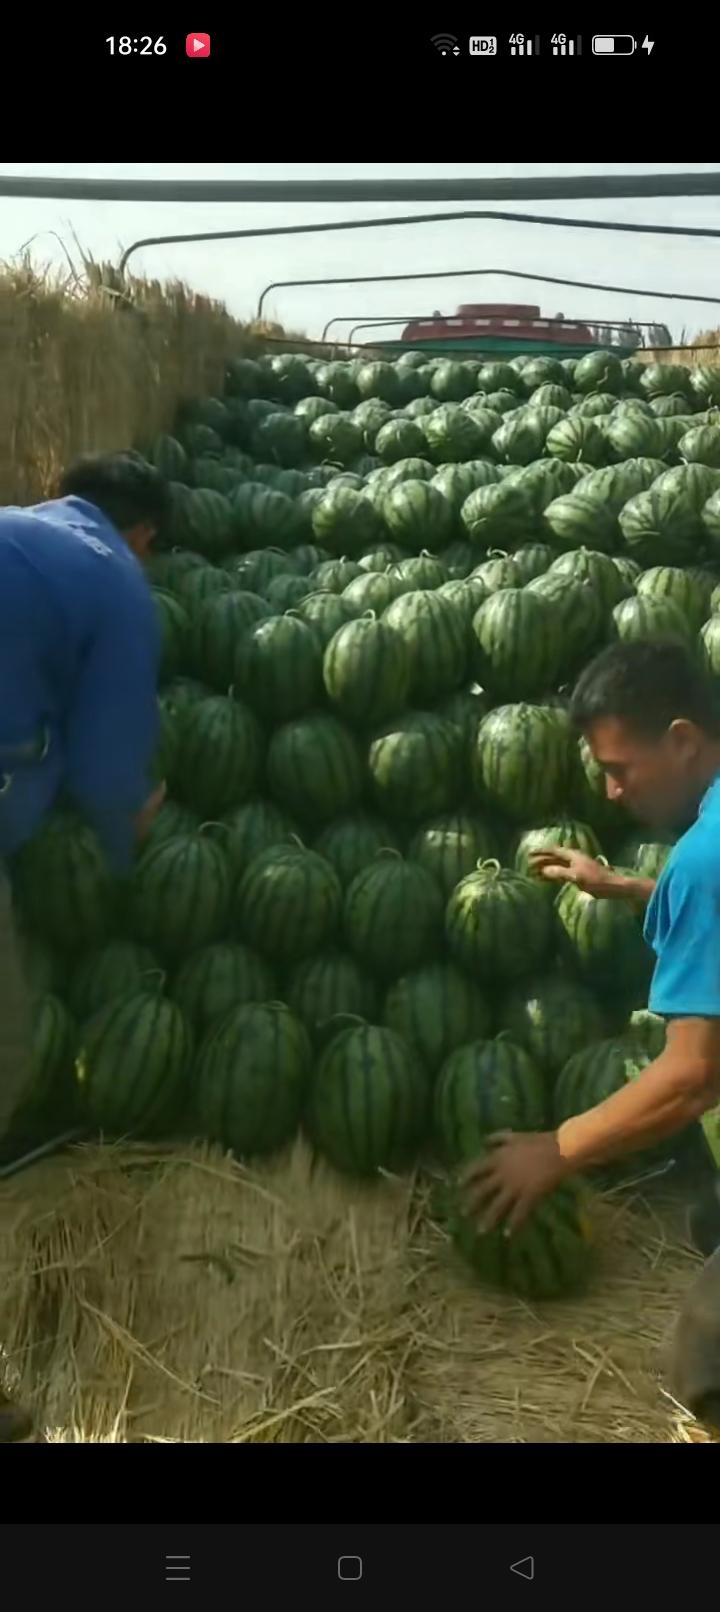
[347,317,670,346]
[320,271,720,341]
[117,209,720,283]
[2,171,719,204]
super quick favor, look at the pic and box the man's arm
[63,584,161,871]
[529,845,655,905]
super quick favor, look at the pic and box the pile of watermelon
[13,343,720,1300]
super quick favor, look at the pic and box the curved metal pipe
[117,208,720,283]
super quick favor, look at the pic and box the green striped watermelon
[306,1021,429,1174]
[218,799,299,878]
[311,558,363,593]
[171,942,276,1034]
[231,483,299,549]
[445,864,554,981]
[13,814,115,950]
[128,832,230,956]
[311,485,383,556]
[499,975,605,1076]
[699,614,720,677]
[323,617,410,724]
[470,553,522,592]
[295,590,356,648]
[234,841,341,963]
[342,571,408,613]
[382,479,454,548]
[368,711,464,822]
[176,695,263,816]
[195,1001,311,1156]
[611,594,693,646]
[153,588,191,682]
[440,1175,593,1299]
[343,852,444,979]
[431,463,498,511]
[174,487,234,559]
[542,492,618,554]
[614,833,673,880]
[313,813,401,887]
[555,882,653,1000]
[190,591,269,690]
[636,565,713,631]
[382,590,467,699]
[525,575,604,675]
[309,413,364,465]
[547,547,629,611]
[619,485,702,567]
[69,941,162,1023]
[149,434,188,480]
[460,481,533,547]
[408,810,500,901]
[423,405,488,464]
[471,588,562,701]
[267,713,364,824]
[22,994,76,1120]
[513,820,603,884]
[392,551,448,590]
[17,934,63,999]
[76,992,192,1134]
[375,418,427,463]
[546,416,608,467]
[286,950,379,1031]
[384,962,492,1077]
[433,1033,546,1162]
[553,1034,652,1128]
[235,615,323,722]
[472,704,571,823]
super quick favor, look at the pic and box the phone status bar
[434,34,655,58]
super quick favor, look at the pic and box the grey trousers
[0,866,33,1138]
[668,1244,720,1426]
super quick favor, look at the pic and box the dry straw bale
[0,1138,708,1444]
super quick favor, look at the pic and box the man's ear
[667,718,704,759]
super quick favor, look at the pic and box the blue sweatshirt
[644,774,720,1018]
[0,495,160,872]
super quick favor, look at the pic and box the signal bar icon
[552,33,582,53]
[509,34,540,54]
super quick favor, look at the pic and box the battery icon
[592,34,635,53]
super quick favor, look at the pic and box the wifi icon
[431,32,460,54]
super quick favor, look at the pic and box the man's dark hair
[59,452,170,532]
[570,639,720,738]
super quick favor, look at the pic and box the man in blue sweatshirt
[0,451,168,1440]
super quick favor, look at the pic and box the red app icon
[186,32,211,56]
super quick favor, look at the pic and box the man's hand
[462,1131,570,1233]
[134,781,166,845]
[528,845,614,897]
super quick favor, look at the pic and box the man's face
[585,714,705,831]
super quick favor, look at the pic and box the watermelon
[267,353,315,403]
[368,711,464,822]
[423,405,488,464]
[306,1021,429,1174]
[614,833,672,881]
[218,799,299,878]
[492,413,547,466]
[190,591,269,690]
[436,577,489,625]
[699,613,720,677]
[553,1034,652,1128]
[431,463,498,510]
[460,481,533,547]
[267,714,364,824]
[702,489,720,557]
[547,547,629,612]
[12,814,115,950]
[611,594,693,647]
[526,575,604,674]
[529,383,572,411]
[602,411,665,462]
[499,975,605,1076]
[295,395,339,425]
[313,813,401,887]
[546,415,608,467]
[263,573,313,612]
[555,882,653,1000]
[384,962,492,1077]
[689,367,720,408]
[231,483,298,548]
[574,350,623,395]
[343,853,444,979]
[234,844,342,964]
[174,488,234,559]
[175,695,263,816]
[128,832,230,956]
[472,704,571,823]
[543,492,618,554]
[471,588,561,701]
[76,992,192,1134]
[235,615,323,722]
[375,418,427,463]
[392,551,448,590]
[316,363,360,409]
[153,588,191,682]
[428,360,477,404]
[286,951,379,1031]
[433,1034,546,1162]
[295,590,356,648]
[149,434,188,480]
[225,356,264,398]
[309,413,364,466]
[408,810,499,901]
[679,426,720,467]
[26,993,76,1118]
[356,361,399,405]
[195,1001,311,1156]
[69,941,162,1023]
[144,799,201,852]
[636,565,712,631]
[619,485,702,567]
[440,1175,592,1299]
[477,361,520,395]
[445,863,554,981]
[470,553,521,592]
[342,571,408,613]
[312,558,363,593]
[382,590,467,699]
[232,548,294,593]
[323,617,410,724]
[311,485,383,556]
[171,942,276,1034]
[172,566,235,609]
[17,934,63,999]
[512,542,554,582]
[383,480,454,548]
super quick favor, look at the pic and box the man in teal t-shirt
[463,640,720,1428]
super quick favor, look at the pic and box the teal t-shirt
[644,774,720,1018]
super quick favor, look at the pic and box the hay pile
[0,1139,707,1442]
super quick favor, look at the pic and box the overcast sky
[1,162,719,345]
